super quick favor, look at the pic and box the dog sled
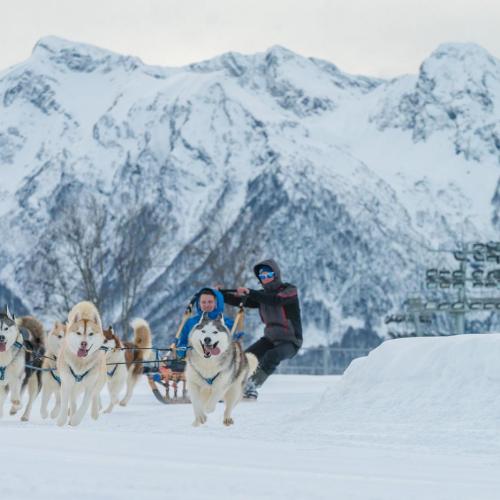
[144,294,246,405]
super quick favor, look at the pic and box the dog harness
[50,367,61,385]
[192,365,221,386]
[0,338,24,381]
[69,366,91,383]
[107,365,118,378]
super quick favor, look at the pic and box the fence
[275,346,373,375]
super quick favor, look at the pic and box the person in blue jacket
[175,287,235,359]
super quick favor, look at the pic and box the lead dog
[56,301,106,427]
[186,313,257,427]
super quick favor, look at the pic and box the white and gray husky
[0,306,26,418]
[186,313,257,427]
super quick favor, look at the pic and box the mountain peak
[421,42,500,80]
[31,36,143,73]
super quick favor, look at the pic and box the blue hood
[194,287,225,319]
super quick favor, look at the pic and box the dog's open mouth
[0,341,6,352]
[201,341,220,358]
[77,345,91,358]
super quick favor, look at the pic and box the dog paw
[223,417,234,426]
[56,417,67,427]
[193,414,207,426]
[41,410,48,419]
[21,415,29,422]
[69,414,82,426]
[119,400,127,407]
[50,408,60,419]
[9,407,18,416]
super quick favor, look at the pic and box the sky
[1,0,500,78]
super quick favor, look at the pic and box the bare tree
[60,197,109,312]
[34,195,164,333]
[113,204,163,338]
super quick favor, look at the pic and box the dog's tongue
[77,347,88,358]
[208,345,220,356]
[0,342,6,352]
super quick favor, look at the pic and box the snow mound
[282,335,500,454]
[324,334,500,425]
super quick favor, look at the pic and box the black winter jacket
[223,259,303,348]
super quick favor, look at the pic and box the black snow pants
[246,337,298,376]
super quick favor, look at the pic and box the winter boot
[243,378,258,400]
[243,367,269,400]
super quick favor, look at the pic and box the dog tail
[245,353,258,376]
[16,316,45,349]
[130,318,153,375]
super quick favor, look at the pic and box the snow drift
[294,334,500,454]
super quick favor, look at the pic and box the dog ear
[6,305,14,321]
[74,311,80,323]
[196,312,210,328]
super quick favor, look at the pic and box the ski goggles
[258,271,275,280]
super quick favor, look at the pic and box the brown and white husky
[40,321,66,419]
[56,301,106,427]
[16,315,45,421]
[119,318,153,407]
[102,325,127,413]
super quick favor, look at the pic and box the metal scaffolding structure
[386,241,500,337]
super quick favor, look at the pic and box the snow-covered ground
[2,336,500,500]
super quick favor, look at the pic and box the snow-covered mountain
[0,37,498,345]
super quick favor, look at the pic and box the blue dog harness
[0,339,23,381]
[69,366,91,383]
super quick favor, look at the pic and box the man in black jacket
[222,259,302,399]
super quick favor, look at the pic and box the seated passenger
[175,287,236,359]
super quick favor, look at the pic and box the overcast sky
[1,0,500,78]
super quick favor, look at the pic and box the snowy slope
[0,37,499,343]
[2,334,500,500]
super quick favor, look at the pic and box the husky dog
[102,326,127,413]
[0,307,25,418]
[56,301,106,427]
[16,315,45,421]
[119,319,153,407]
[186,313,258,427]
[40,321,66,419]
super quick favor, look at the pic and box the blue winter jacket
[176,288,235,358]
